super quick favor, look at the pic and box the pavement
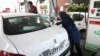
[80,39,100,56]
[73,38,94,56]
[80,39,94,56]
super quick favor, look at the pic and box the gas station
[0,0,100,56]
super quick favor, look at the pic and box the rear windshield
[3,16,49,35]
[72,14,84,21]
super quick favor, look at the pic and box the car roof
[0,13,38,18]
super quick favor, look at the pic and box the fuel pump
[85,0,100,52]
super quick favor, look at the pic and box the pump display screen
[94,1,100,8]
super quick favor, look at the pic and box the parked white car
[67,12,88,38]
[0,13,70,56]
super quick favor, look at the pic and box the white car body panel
[0,13,70,56]
[67,12,88,31]
[6,25,69,56]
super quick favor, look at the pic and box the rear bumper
[60,46,70,56]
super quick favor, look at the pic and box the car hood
[6,25,69,56]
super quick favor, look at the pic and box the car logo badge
[53,39,57,44]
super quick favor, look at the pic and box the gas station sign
[94,30,100,36]
[85,0,100,52]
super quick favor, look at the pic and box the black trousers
[70,41,83,56]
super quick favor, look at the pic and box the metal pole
[49,0,51,22]
[36,0,40,6]
[51,0,58,23]
[24,0,29,12]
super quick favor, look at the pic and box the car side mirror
[43,19,51,27]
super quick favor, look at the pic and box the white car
[0,13,70,56]
[67,12,88,38]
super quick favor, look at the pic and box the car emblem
[53,39,57,44]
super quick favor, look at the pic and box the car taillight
[0,50,25,56]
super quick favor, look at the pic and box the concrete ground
[80,39,94,56]
[65,38,95,56]
[73,39,94,56]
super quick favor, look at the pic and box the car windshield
[3,16,50,35]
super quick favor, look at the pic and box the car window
[3,16,50,35]
[94,1,100,8]
[72,14,84,21]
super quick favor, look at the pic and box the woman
[56,11,83,56]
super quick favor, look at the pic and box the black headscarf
[59,11,75,28]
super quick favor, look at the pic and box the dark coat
[57,11,81,43]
